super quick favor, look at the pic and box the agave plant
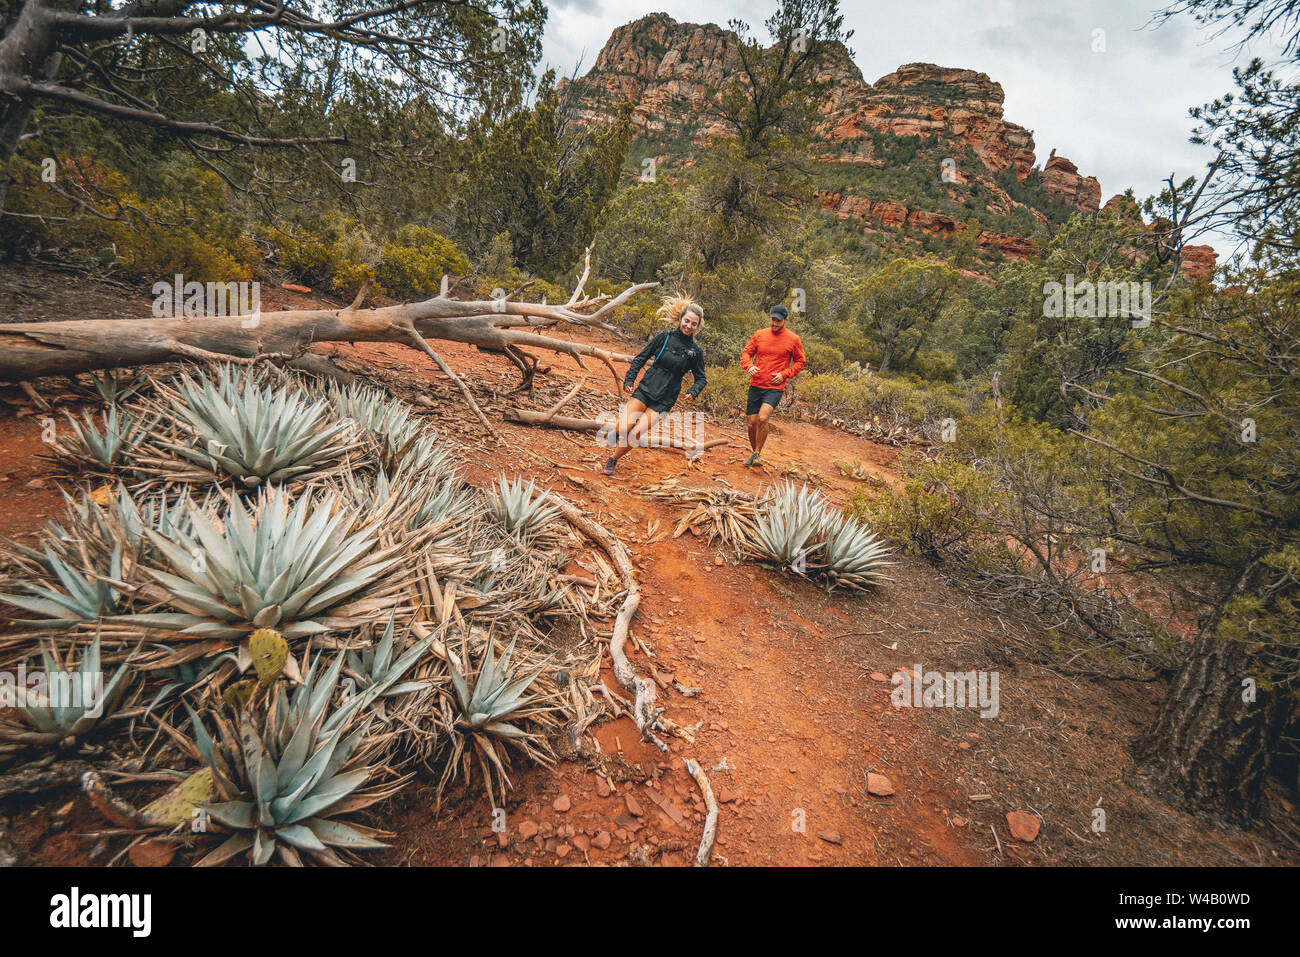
[443,633,555,805]
[0,635,133,747]
[751,482,828,568]
[0,542,124,625]
[161,365,356,487]
[485,475,561,536]
[821,514,894,588]
[344,614,434,707]
[51,405,153,470]
[124,485,400,639]
[189,651,409,866]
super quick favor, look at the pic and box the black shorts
[631,385,676,415]
[746,386,784,416]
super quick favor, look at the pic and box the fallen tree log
[0,284,650,385]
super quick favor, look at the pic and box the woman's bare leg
[612,407,660,462]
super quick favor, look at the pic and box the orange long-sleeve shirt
[740,327,805,390]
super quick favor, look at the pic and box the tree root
[684,758,719,866]
[552,494,721,865]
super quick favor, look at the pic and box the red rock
[556,844,571,858]
[1006,811,1040,842]
[817,829,843,845]
[593,831,612,849]
[951,817,967,827]
[866,773,895,797]
[716,788,737,803]
[595,777,611,798]
[870,672,889,682]
[553,794,571,812]
[1181,245,1217,283]
[625,793,643,817]
[518,820,539,839]
[573,834,591,851]
[281,283,312,294]
[1041,152,1101,212]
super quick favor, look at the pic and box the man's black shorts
[746,386,784,416]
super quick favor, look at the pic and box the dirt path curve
[335,333,989,867]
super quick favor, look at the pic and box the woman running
[602,295,708,476]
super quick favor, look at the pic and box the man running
[740,304,805,468]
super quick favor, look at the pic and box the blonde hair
[656,294,703,325]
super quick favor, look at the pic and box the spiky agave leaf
[88,370,146,406]
[0,542,124,625]
[751,483,826,567]
[405,469,478,536]
[344,613,433,702]
[334,458,478,546]
[0,634,133,746]
[821,514,894,588]
[485,475,561,536]
[325,382,450,471]
[122,485,401,639]
[190,649,416,866]
[160,365,356,487]
[0,484,205,628]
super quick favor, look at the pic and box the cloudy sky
[538,0,1291,259]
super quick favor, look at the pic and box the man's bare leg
[753,403,776,456]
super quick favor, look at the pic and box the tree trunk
[878,339,895,373]
[1131,568,1292,821]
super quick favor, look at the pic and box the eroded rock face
[1041,153,1101,212]
[559,13,742,137]
[563,17,1078,192]
[563,13,1111,258]
[1180,245,1218,282]
[817,190,1038,259]
[829,63,1038,183]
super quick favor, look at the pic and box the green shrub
[696,364,750,417]
[795,372,967,440]
[848,455,986,560]
[374,225,470,299]
[14,159,256,281]
[802,340,845,376]
[269,215,378,298]
[271,218,469,301]
[697,313,759,366]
